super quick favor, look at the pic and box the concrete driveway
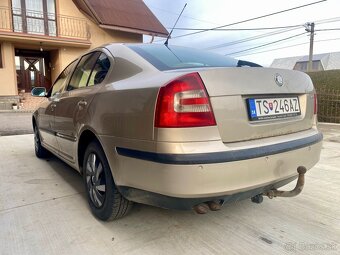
[0,124,339,255]
[0,112,33,136]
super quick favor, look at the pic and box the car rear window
[128,44,238,71]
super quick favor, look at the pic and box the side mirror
[31,87,47,97]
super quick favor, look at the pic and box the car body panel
[36,99,59,152]
[90,86,159,140]
[54,86,99,163]
[32,43,323,210]
[198,67,315,143]
[198,67,314,97]
[99,129,321,198]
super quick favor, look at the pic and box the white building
[270,52,340,72]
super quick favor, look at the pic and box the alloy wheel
[85,153,106,208]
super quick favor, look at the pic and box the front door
[38,97,58,152]
[15,49,52,92]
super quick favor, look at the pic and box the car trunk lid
[198,67,315,143]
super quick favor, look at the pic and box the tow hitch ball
[251,166,307,203]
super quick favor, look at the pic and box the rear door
[54,51,112,163]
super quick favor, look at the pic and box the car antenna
[164,3,187,46]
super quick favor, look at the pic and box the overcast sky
[143,0,340,66]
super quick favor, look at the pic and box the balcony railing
[0,6,90,41]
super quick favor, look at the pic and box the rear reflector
[155,73,216,128]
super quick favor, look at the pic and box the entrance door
[15,49,51,92]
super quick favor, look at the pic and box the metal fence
[316,87,340,123]
[0,6,90,41]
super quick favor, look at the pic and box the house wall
[0,0,10,7]
[327,53,340,70]
[52,0,142,82]
[0,0,143,99]
[0,42,17,96]
[0,0,17,97]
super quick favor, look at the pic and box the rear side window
[67,52,101,91]
[88,53,111,86]
[128,44,238,71]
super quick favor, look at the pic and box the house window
[12,0,56,36]
[293,60,324,72]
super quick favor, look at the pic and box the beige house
[0,0,168,109]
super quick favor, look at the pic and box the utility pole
[305,22,315,72]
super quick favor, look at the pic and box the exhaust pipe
[264,166,307,199]
[193,203,209,214]
[193,200,223,214]
[206,200,222,211]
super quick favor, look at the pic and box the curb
[318,122,340,126]
[0,110,34,113]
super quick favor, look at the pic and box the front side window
[50,60,76,97]
[67,52,101,91]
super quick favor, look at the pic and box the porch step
[20,93,48,111]
[0,96,20,110]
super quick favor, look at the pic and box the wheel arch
[77,128,105,175]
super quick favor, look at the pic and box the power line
[315,28,340,31]
[204,24,339,52]
[165,0,327,41]
[166,25,302,32]
[205,27,301,50]
[148,5,218,26]
[315,16,340,25]
[225,32,308,56]
[233,41,310,58]
[203,18,340,52]
[313,37,340,43]
[152,7,338,46]
[233,37,340,58]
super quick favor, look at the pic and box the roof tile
[73,0,168,37]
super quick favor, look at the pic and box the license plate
[247,97,301,121]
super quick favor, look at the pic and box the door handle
[78,100,88,107]
[51,104,57,111]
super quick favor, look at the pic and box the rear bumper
[117,176,297,210]
[101,129,322,201]
[116,132,322,165]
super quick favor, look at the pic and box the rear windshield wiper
[237,60,262,67]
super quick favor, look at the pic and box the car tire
[34,126,50,158]
[83,141,133,221]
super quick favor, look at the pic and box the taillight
[155,73,216,128]
[314,92,318,115]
